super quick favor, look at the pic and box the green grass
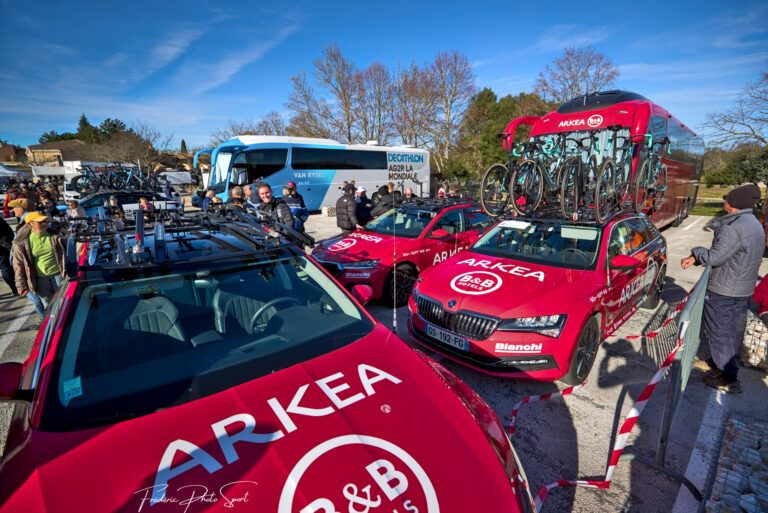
[691,200,725,217]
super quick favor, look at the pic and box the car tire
[641,265,666,310]
[385,264,417,307]
[562,316,600,385]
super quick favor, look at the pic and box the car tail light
[414,350,534,510]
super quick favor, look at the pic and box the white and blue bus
[194,136,430,210]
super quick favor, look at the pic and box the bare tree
[353,62,393,144]
[285,71,334,139]
[428,50,477,174]
[255,111,288,136]
[210,111,288,146]
[534,45,619,104]
[391,62,436,149]
[313,43,357,143]
[705,66,768,147]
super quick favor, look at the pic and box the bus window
[209,152,232,192]
[649,115,668,145]
[292,148,386,170]
[233,149,288,184]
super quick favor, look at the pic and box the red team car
[408,212,666,384]
[0,211,533,512]
[312,200,494,305]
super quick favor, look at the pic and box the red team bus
[481,90,705,228]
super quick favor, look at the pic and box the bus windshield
[209,151,232,192]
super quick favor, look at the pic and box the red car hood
[3,325,520,512]
[313,231,414,263]
[419,251,602,317]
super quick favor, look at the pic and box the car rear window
[42,254,375,430]
[472,220,602,270]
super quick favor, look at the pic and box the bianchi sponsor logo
[345,272,371,279]
[495,343,543,354]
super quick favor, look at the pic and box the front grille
[416,295,499,340]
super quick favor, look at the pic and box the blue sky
[1,0,766,150]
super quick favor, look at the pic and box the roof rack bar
[154,222,167,263]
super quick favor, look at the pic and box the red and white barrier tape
[508,294,693,511]
[508,382,587,436]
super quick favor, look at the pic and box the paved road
[1,213,767,512]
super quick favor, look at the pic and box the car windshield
[364,207,436,238]
[472,219,601,270]
[42,253,375,430]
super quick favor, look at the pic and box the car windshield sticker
[347,232,384,243]
[499,220,531,230]
[63,376,82,401]
[561,226,598,240]
[329,239,357,251]
[279,435,439,513]
[450,271,503,295]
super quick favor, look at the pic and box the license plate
[425,323,468,351]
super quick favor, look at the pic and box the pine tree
[77,113,100,144]
[180,139,187,154]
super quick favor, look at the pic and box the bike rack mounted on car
[62,205,315,277]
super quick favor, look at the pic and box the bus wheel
[385,265,417,307]
[562,316,600,385]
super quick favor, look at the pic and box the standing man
[355,186,373,225]
[225,186,247,209]
[201,189,216,209]
[285,181,306,208]
[336,183,362,234]
[0,214,17,296]
[9,198,35,233]
[402,187,416,203]
[681,183,765,392]
[12,212,66,319]
[257,183,294,226]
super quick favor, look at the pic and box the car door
[425,209,465,267]
[461,207,495,244]
[603,218,648,331]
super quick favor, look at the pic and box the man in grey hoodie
[682,183,765,392]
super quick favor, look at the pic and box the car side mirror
[352,284,374,305]
[0,362,24,401]
[430,228,451,239]
[610,254,641,269]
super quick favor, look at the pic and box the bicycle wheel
[614,153,633,207]
[559,157,582,219]
[594,158,617,224]
[510,159,544,216]
[480,163,512,216]
[71,174,98,194]
[632,159,651,213]
[652,164,668,211]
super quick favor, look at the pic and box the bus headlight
[497,314,566,338]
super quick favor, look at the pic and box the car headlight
[497,314,567,338]
[340,259,380,269]
[411,277,422,302]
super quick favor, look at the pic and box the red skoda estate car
[0,211,533,513]
[312,200,494,306]
[408,213,666,384]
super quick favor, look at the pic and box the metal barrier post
[655,266,711,466]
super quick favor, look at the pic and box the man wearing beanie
[682,183,765,392]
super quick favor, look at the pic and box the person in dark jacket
[336,184,361,234]
[282,185,308,232]
[0,214,17,295]
[682,183,765,392]
[225,186,247,209]
[402,187,417,204]
[285,181,306,209]
[355,186,373,225]
[257,183,294,226]
[371,183,397,217]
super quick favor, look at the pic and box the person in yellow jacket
[12,211,66,319]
